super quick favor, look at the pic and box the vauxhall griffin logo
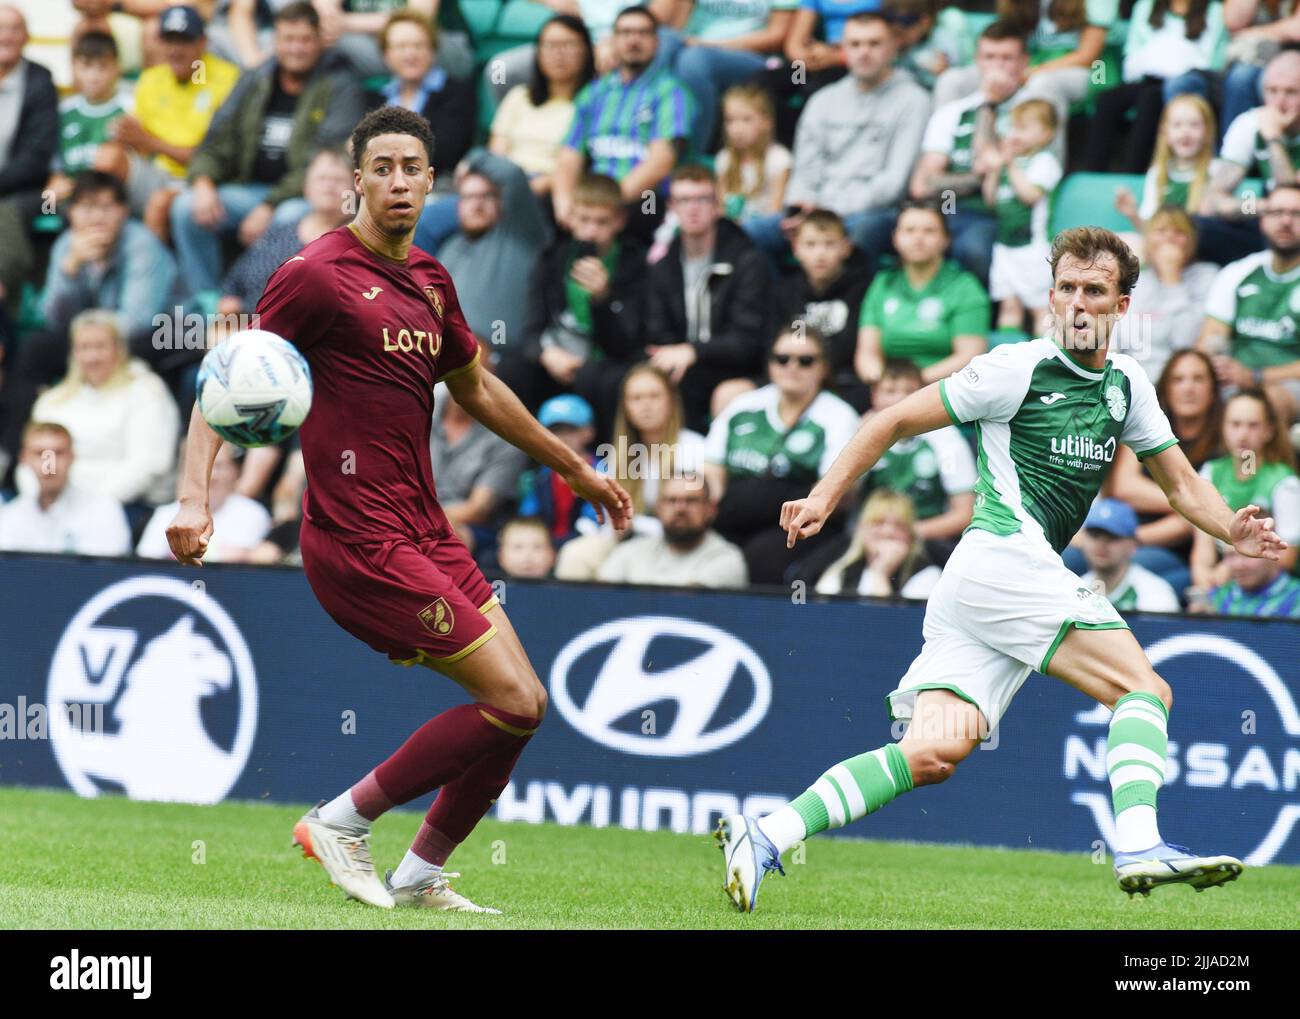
[48,577,258,803]
[550,616,771,757]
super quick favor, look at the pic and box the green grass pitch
[3,786,1298,929]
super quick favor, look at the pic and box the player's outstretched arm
[165,402,224,566]
[1145,442,1289,561]
[445,365,634,530]
[782,383,951,548]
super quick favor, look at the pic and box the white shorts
[886,527,1128,731]
[989,241,1052,307]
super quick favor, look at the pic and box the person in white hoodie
[27,309,180,507]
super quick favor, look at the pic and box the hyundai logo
[549,616,771,757]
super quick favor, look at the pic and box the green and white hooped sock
[1108,691,1168,853]
[759,744,915,855]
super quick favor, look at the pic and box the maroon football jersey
[255,225,480,542]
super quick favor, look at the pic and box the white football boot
[714,814,784,913]
[1114,841,1244,896]
[384,869,502,914]
[292,802,395,909]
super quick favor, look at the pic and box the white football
[196,329,313,448]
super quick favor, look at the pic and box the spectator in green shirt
[1191,388,1300,589]
[855,201,989,386]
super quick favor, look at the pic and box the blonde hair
[41,309,131,405]
[609,362,688,516]
[816,490,924,595]
[718,85,775,207]
[1011,97,1058,134]
[1151,93,1216,215]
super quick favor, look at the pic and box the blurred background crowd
[0,0,1299,620]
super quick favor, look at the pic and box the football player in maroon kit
[167,106,633,912]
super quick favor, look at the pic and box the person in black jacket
[497,173,645,442]
[643,163,771,434]
[774,209,873,412]
[367,10,475,186]
[0,6,58,313]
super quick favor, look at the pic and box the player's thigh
[1044,625,1171,712]
[898,689,984,784]
[428,605,546,719]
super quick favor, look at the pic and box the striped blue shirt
[1208,573,1300,618]
[564,67,695,181]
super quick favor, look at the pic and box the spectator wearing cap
[0,421,132,556]
[429,366,530,555]
[1076,499,1182,614]
[596,472,748,588]
[1202,545,1300,617]
[0,5,58,313]
[97,5,240,240]
[517,394,602,547]
[171,1,366,294]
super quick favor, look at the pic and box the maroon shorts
[300,520,499,667]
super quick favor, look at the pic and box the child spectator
[1191,389,1300,591]
[715,85,791,223]
[517,394,601,547]
[795,488,942,599]
[1114,92,1216,232]
[984,98,1062,338]
[48,31,128,206]
[496,517,557,579]
[774,209,874,411]
[1083,0,1227,175]
[858,358,975,564]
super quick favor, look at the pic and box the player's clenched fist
[167,499,214,566]
[782,494,833,549]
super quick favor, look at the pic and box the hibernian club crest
[1105,384,1127,421]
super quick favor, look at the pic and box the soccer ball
[197,329,313,447]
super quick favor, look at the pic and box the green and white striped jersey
[939,338,1178,554]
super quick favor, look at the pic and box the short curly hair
[349,106,436,171]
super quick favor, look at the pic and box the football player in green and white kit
[715,224,1288,911]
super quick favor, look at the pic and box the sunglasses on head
[771,353,819,367]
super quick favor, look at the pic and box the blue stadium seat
[1048,172,1145,235]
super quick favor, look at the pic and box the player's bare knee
[1116,670,1172,713]
[901,743,965,787]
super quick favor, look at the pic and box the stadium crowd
[1,0,1300,619]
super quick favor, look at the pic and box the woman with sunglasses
[702,325,861,583]
[855,201,989,387]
